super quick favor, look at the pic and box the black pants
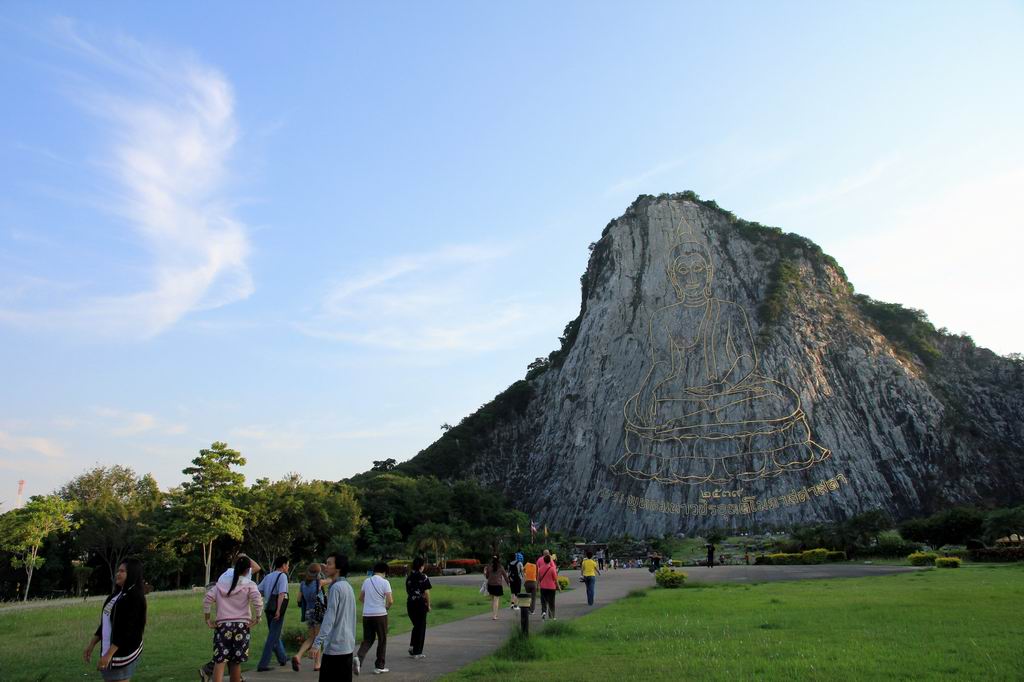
[318,652,353,682]
[540,588,556,618]
[356,614,388,669]
[407,601,428,655]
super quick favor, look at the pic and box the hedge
[801,549,829,564]
[935,557,961,568]
[654,567,687,588]
[968,546,1024,562]
[908,552,938,566]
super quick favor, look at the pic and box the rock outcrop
[399,193,1024,537]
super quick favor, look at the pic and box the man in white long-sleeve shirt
[312,553,357,680]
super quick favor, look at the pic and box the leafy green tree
[59,465,162,588]
[409,522,458,568]
[176,442,247,585]
[0,495,77,601]
[983,506,1024,544]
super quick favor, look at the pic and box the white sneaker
[541,611,547,620]
[374,668,389,674]
[353,657,361,676]
[413,654,427,659]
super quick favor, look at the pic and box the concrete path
[255,564,917,681]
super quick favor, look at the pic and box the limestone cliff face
[403,193,1024,537]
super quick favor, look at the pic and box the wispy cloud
[94,407,186,437]
[0,18,251,339]
[605,157,692,196]
[300,243,557,352]
[0,431,65,459]
[763,154,901,213]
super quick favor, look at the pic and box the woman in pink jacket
[203,556,265,682]
[536,550,562,620]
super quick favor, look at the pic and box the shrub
[386,560,411,576]
[826,551,847,562]
[939,548,970,560]
[875,530,921,558]
[801,549,829,564]
[968,546,1024,562]
[654,567,687,588]
[446,559,481,570]
[935,557,961,568]
[767,553,802,565]
[908,552,938,566]
[557,576,570,590]
[754,554,772,565]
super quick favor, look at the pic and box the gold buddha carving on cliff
[612,216,831,486]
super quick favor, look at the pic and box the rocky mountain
[398,192,1024,537]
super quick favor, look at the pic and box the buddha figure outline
[612,221,831,486]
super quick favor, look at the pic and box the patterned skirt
[213,621,251,664]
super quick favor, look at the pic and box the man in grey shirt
[313,553,357,680]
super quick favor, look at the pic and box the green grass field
[0,577,491,682]
[451,564,1024,681]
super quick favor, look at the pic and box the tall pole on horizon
[16,480,25,508]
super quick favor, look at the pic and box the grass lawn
[451,564,1024,681]
[0,577,491,682]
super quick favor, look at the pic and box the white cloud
[0,431,65,459]
[0,19,252,339]
[301,243,562,352]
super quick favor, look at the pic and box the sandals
[291,656,301,672]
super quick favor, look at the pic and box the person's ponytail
[228,555,250,595]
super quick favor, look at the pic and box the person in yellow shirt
[522,559,538,614]
[581,550,601,606]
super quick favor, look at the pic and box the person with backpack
[83,558,147,681]
[536,550,561,620]
[293,562,329,672]
[506,552,524,611]
[203,555,264,682]
[256,557,291,672]
[356,561,393,674]
[404,557,432,659]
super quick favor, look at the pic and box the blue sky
[2,1,1022,500]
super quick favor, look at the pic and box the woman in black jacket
[84,558,147,681]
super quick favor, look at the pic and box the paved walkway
[255,564,917,681]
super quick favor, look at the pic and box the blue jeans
[258,611,288,669]
[584,576,596,605]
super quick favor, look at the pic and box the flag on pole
[544,524,549,539]
[530,519,537,541]
[516,523,521,536]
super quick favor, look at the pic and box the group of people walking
[79,547,594,682]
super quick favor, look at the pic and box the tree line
[0,442,539,602]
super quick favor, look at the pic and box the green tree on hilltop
[177,442,247,585]
[0,495,77,601]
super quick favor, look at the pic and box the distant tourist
[200,555,261,682]
[356,561,393,674]
[595,548,606,571]
[256,556,291,671]
[312,553,357,682]
[293,562,329,672]
[581,550,600,606]
[83,558,147,682]
[536,550,561,620]
[484,555,509,620]
[506,552,524,610]
[405,557,432,659]
[706,543,716,568]
[203,555,264,682]
[522,556,538,613]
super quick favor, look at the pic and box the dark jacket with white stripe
[94,587,147,666]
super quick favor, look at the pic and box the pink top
[204,578,263,623]
[536,557,559,590]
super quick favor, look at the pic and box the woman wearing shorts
[293,562,329,671]
[83,558,147,681]
[483,555,508,620]
[203,555,264,682]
